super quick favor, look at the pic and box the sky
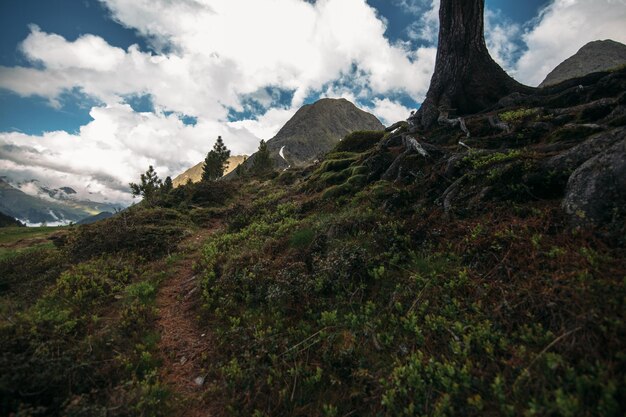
[0,0,625,204]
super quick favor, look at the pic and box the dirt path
[156,226,220,417]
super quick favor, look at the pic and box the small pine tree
[162,176,173,193]
[251,140,273,176]
[129,165,162,205]
[202,136,231,181]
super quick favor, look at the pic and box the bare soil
[156,226,221,417]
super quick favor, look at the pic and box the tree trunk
[414,0,532,129]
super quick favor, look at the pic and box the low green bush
[63,207,191,261]
[334,130,385,153]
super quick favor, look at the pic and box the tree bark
[414,0,533,129]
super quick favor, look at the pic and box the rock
[543,127,626,174]
[602,105,626,126]
[385,121,406,132]
[227,98,384,176]
[562,138,626,227]
[540,40,626,87]
[496,92,528,109]
[527,127,626,199]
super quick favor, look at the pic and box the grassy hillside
[1,70,625,416]
[0,225,64,260]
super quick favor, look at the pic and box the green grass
[2,97,625,417]
[0,226,64,244]
[0,226,64,261]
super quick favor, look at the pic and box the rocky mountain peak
[232,98,383,174]
[539,39,626,87]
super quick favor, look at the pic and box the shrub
[334,131,385,153]
[63,207,191,261]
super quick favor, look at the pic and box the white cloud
[21,25,126,71]
[406,0,439,43]
[515,0,626,86]
[0,0,440,202]
[0,103,262,204]
[484,9,521,72]
[228,107,297,142]
[7,0,624,204]
[364,98,413,126]
[1,0,436,112]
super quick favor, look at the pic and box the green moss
[334,130,385,153]
[321,183,353,199]
[289,228,315,249]
[318,170,351,185]
[350,165,368,176]
[318,157,358,173]
[464,149,524,170]
[499,108,539,122]
[346,174,367,187]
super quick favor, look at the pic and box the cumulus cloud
[3,0,624,204]
[484,9,521,72]
[515,0,626,86]
[21,25,126,72]
[0,0,440,202]
[2,0,436,110]
[364,98,413,126]
[405,0,439,43]
[0,103,260,204]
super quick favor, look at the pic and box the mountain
[76,211,114,225]
[540,39,626,87]
[3,67,626,417]
[230,98,384,175]
[172,155,247,187]
[0,178,122,225]
[0,211,25,227]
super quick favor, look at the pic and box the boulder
[543,126,626,174]
[562,138,626,227]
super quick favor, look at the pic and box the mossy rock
[318,157,359,173]
[350,165,368,176]
[324,151,360,160]
[547,124,603,143]
[499,107,539,123]
[322,183,353,199]
[318,170,351,185]
[334,130,385,153]
[277,170,298,185]
[346,174,367,187]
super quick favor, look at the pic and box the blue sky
[0,0,549,135]
[0,0,625,203]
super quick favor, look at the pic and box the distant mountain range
[172,155,247,187]
[0,178,122,226]
[228,98,384,176]
[540,39,626,87]
[0,211,24,227]
[76,211,115,225]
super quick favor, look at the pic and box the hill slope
[1,69,625,417]
[540,39,626,87]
